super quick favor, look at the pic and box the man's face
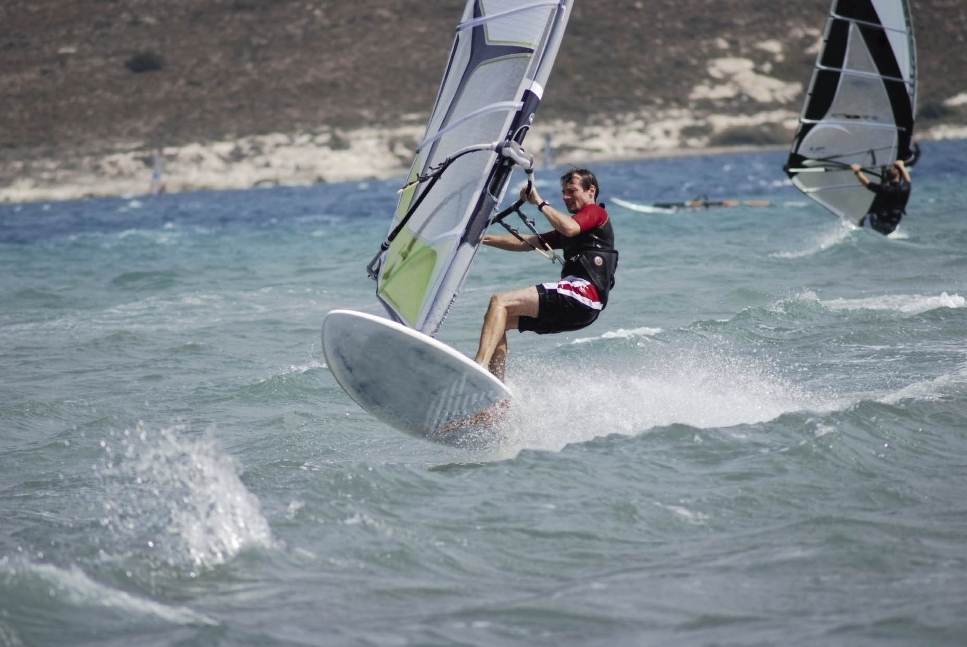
[561,177,596,214]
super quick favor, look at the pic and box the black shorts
[518,282,601,335]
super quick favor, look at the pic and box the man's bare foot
[430,399,511,442]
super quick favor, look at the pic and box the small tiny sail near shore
[611,196,771,214]
[785,0,917,225]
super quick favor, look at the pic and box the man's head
[560,168,599,213]
[884,165,901,183]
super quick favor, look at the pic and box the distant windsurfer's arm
[894,159,912,183]
[850,164,872,187]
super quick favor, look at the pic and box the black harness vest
[868,179,910,214]
[865,179,910,235]
[559,216,618,305]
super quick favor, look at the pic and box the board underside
[321,309,512,443]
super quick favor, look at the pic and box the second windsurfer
[850,160,912,235]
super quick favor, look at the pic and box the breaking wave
[97,423,273,570]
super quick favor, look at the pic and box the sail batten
[802,184,864,193]
[417,100,523,151]
[815,65,910,85]
[799,119,907,131]
[457,1,562,32]
[830,13,910,33]
[786,0,917,225]
[374,0,572,335]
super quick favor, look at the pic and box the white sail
[370,0,572,335]
[786,0,916,224]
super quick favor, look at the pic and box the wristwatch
[537,200,549,212]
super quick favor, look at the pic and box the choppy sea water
[2,140,966,646]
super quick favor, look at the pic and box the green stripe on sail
[378,227,439,326]
[395,168,419,224]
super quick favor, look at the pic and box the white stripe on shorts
[542,276,603,310]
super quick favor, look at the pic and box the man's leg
[489,333,508,381]
[475,286,539,375]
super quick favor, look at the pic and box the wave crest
[97,423,273,570]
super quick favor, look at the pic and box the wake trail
[771,220,856,258]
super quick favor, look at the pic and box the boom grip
[500,141,534,171]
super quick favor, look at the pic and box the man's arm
[482,233,543,251]
[521,186,581,237]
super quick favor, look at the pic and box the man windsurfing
[474,168,618,380]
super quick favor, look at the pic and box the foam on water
[771,219,856,258]
[276,360,327,376]
[880,363,967,404]
[115,228,181,246]
[786,289,967,315]
[500,342,838,453]
[0,620,23,647]
[97,423,272,570]
[0,557,216,626]
[819,291,965,314]
[654,502,710,525]
[569,326,663,344]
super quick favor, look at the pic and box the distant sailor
[474,168,618,380]
[652,197,771,210]
[850,160,912,235]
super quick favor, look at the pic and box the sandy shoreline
[2,110,965,204]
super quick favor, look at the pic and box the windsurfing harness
[544,206,618,305]
[864,178,910,233]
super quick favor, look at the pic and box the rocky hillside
[3,0,966,199]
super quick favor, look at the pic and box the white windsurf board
[321,309,512,443]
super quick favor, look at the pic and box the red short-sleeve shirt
[541,203,609,248]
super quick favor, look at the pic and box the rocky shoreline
[7,0,967,205]
[6,0,966,204]
[5,111,964,204]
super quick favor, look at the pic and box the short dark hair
[561,168,600,202]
